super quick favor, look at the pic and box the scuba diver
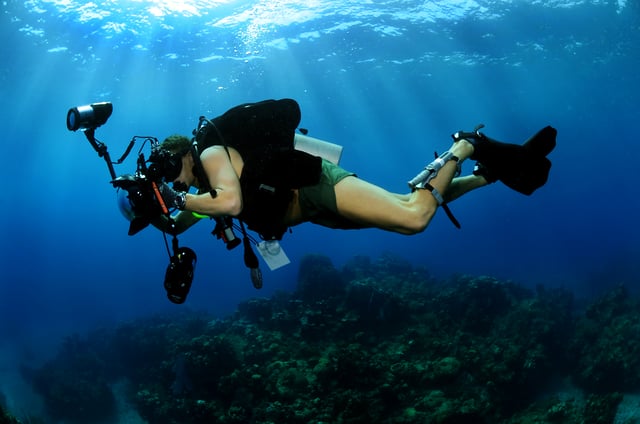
[67,98,556,302]
[151,99,556,239]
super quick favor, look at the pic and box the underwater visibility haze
[1,0,640,421]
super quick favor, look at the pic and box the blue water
[1,0,639,413]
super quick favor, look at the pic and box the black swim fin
[455,125,557,195]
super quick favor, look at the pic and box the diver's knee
[404,223,426,235]
[402,206,436,235]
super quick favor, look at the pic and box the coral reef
[570,285,640,394]
[0,404,21,424]
[19,254,640,423]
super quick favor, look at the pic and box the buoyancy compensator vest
[194,99,322,240]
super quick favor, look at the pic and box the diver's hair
[161,134,191,155]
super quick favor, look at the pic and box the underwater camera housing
[112,171,164,236]
[66,101,198,304]
[113,143,186,236]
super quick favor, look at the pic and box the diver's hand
[159,182,187,210]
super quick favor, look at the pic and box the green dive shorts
[298,159,365,230]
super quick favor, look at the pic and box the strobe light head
[66,102,113,131]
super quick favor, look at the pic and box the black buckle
[452,123,485,142]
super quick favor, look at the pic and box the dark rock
[296,254,345,302]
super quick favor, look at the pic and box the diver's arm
[182,146,243,217]
[150,211,200,235]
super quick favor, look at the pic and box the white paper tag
[257,241,291,271]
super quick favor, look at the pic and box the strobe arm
[84,128,117,180]
[81,128,137,181]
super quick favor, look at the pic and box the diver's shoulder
[200,144,241,158]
